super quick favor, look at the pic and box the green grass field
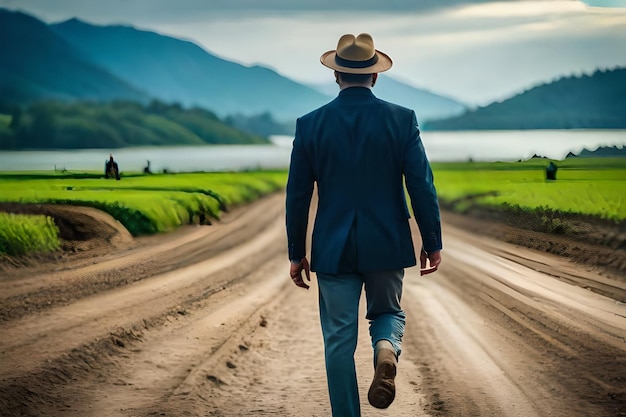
[431,158,626,221]
[0,171,287,243]
[1,157,624,257]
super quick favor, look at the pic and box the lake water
[0,130,624,172]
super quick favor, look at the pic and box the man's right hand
[420,249,442,276]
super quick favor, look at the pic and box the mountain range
[309,76,466,123]
[570,145,626,158]
[0,9,146,104]
[49,17,332,121]
[425,68,626,130]
[1,7,624,134]
[0,8,466,125]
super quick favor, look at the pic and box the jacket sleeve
[285,119,315,261]
[403,111,442,253]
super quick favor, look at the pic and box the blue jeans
[317,270,406,417]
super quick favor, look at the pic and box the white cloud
[449,1,586,17]
[148,3,626,104]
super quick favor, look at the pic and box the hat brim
[320,50,393,74]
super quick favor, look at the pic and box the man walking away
[285,33,443,416]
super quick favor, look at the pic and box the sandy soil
[0,193,625,416]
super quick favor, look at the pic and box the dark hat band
[334,54,379,69]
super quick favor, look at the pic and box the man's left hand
[290,257,311,289]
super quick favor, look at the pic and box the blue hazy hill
[50,18,332,121]
[0,9,147,104]
[309,76,467,122]
[426,68,626,130]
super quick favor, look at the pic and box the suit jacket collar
[337,86,376,100]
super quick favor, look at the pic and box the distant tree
[224,111,294,136]
[29,102,57,148]
[0,123,16,148]
[9,107,22,129]
[147,99,170,115]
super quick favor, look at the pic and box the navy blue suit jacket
[286,87,442,274]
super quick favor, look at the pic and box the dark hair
[337,72,373,84]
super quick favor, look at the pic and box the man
[105,154,120,180]
[286,33,442,416]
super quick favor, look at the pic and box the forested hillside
[0,9,147,105]
[426,68,626,130]
[50,18,331,121]
[0,101,269,149]
[570,145,626,158]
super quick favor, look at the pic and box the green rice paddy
[1,157,624,257]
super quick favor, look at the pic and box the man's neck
[339,83,371,90]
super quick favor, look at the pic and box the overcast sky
[2,0,625,104]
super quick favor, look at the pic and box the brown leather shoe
[367,348,397,409]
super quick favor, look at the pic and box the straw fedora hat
[320,33,392,74]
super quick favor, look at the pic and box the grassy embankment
[432,158,626,233]
[0,212,60,256]
[0,157,624,257]
[0,171,286,256]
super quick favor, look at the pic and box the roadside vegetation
[0,212,60,256]
[0,171,286,237]
[0,157,624,258]
[432,157,626,234]
[432,158,625,220]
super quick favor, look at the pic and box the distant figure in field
[546,161,558,180]
[105,154,120,180]
[144,160,152,174]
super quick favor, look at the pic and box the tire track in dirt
[66,258,292,417]
[148,275,429,417]
[404,224,626,417]
[2,192,625,416]
[0,192,286,322]
[404,272,541,417]
[0,219,285,378]
[0,194,289,416]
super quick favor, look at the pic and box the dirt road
[1,192,625,416]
